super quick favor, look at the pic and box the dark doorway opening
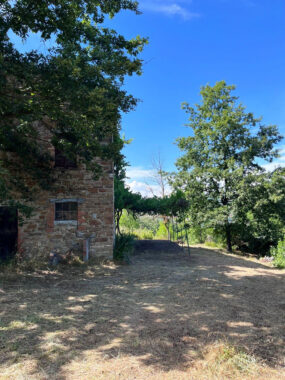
[0,207,18,261]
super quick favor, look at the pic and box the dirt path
[0,241,284,379]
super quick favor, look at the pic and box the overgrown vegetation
[0,0,147,209]
[0,249,89,273]
[171,81,284,255]
[113,233,135,262]
[114,83,284,257]
[271,237,285,268]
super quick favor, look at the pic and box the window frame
[54,200,78,225]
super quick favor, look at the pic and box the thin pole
[185,226,190,256]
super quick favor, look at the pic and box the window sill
[54,221,78,226]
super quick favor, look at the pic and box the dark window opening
[55,202,78,221]
[54,149,77,169]
[0,207,18,261]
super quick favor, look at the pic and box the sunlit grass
[0,247,284,380]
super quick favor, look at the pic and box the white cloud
[140,0,200,20]
[126,166,155,180]
[262,161,285,172]
[125,165,172,197]
[126,180,157,197]
[261,146,285,172]
[126,180,172,197]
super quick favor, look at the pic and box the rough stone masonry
[16,122,115,260]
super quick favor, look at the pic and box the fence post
[185,227,190,256]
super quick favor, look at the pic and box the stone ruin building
[0,122,115,261]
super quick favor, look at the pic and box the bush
[141,230,154,240]
[205,241,219,248]
[187,226,208,244]
[120,210,140,233]
[217,343,257,374]
[131,229,154,240]
[0,253,47,273]
[113,234,135,262]
[137,215,160,235]
[155,222,168,239]
[271,238,285,269]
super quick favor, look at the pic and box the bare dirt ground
[0,241,285,380]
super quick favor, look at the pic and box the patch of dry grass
[0,243,284,379]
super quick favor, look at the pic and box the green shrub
[113,234,135,262]
[131,229,154,240]
[137,215,160,235]
[205,241,219,248]
[120,210,140,233]
[155,222,168,239]
[141,230,154,240]
[217,344,257,373]
[187,226,208,244]
[271,238,285,269]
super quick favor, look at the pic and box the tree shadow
[0,244,284,378]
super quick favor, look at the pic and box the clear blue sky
[10,0,285,195]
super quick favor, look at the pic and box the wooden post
[185,227,190,256]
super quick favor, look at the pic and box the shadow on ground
[0,240,284,378]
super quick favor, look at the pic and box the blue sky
[9,0,285,196]
[111,0,285,195]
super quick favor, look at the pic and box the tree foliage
[114,166,189,234]
[173,81,283,252]
[0,0,147,203]
[233,167,285,252]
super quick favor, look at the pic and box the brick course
[9,122,115,259]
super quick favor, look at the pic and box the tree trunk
[163,216,170,240]
[225,223,232,252]
[115,210,122,235]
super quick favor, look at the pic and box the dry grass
[0,242,284,379]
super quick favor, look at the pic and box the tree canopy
[0,0,147,203]
[173,81,283,252]
[114,167,189,234]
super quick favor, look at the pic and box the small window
[54,149,77,169]
[55,202,78,221]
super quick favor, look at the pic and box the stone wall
[19,162,114,259]
[16,122,115,260]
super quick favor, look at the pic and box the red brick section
[13,121,115,260]
[78,210,87,224]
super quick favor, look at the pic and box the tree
[114,177,142,234]
[174,81,282,252]
[0,1,147,205]
[120,210,140,233]
[146,152,171,237]
[114,149,189,235]
[147,152,168,198]
[234,167,285,253]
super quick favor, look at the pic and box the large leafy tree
[0,0,147,203]
[174,81,283,252]
[234,167,285,253]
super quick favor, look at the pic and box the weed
[215,343,257,374]
[113,233,134,262]
[271,237,285,269]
